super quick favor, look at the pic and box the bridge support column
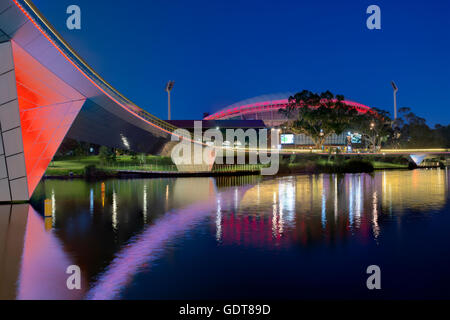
[0,41,28,202]
[0,41,85,202]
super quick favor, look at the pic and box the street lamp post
[165,81,175,120]
[391,81,398,120]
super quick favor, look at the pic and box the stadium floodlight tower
[391,81,399,120]
[165,81,175,120]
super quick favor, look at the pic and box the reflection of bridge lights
[216,199,222,242]
[279,206,284,235]
[334,175,338,221]
[321,190,327,230]
[372,191,380,239]
[90,188,94,215]
[51,189,56,227]
[272,200,277,238]
[112,192,118,231]
[101,182,106,208]
[143,185,148,224]
[278,180,295,221]
[349,179,353,227]
[270,189,285,237]
[355,176,362,226]
[165,185,169,212]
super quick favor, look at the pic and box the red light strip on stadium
[205,99,372,120]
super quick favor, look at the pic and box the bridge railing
[19,0,178,134]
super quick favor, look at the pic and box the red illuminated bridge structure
[0,0,179,202]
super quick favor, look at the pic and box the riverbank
[45,155,175,177]
[43,155,416,179]
[277,159,407,175]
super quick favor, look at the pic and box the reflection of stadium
[216,170,448,247]
[205,93,371,147]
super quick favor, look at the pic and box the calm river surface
[1,169,449,300]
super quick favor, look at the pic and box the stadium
[204,93,372,148]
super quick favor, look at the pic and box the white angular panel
[2,127,23,156]
[0,133,3,155]
[0,41,13,74]
[6,153,26,180]
[0,1,12,14]
[9,177,28,202]
[0,6,27,37]
[0,33,9,42]
[0,155,6,179]
[0,99,20,132]
[0,178,10,202]
[0,70,17,105]
[9,21,40,48]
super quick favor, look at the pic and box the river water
[1,169,449,300]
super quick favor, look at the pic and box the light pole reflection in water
[216,197,222,242]
[334,175,338,221]
[112,191,118,231]
[90,188,94,215]
[372,191,380,239]
[143,184,148,224]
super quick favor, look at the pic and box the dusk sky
[33,0,450,125]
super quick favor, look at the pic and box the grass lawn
[45,155,410,177]
[372,161,409,169]
[45,155,174,176]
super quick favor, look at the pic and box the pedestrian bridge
[0,0,178,202]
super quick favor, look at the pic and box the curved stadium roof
[204,93,372,120]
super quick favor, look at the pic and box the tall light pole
[165,81,175,120]
[391,81,398,120]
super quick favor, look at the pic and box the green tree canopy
[353,108,393,151]
[281,90,359,149]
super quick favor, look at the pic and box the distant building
[204,93,371,147]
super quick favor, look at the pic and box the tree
[99,146,116,164]
[353,108,393,151]
[395,107,437,148]
[435,124,450,148]
[281,90,359,149]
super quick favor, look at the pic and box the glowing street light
[165,81,175,120]
[391,81,398,120]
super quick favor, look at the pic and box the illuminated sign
[281,134,295,144]
[351,133,362,144]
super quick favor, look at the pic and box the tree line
[281,90,449,150]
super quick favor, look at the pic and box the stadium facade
[204,93,371,147]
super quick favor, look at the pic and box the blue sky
[33,0,450,125]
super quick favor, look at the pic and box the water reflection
[0,169,448,299]
[0,205,86,300]
[220,170,448,248]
